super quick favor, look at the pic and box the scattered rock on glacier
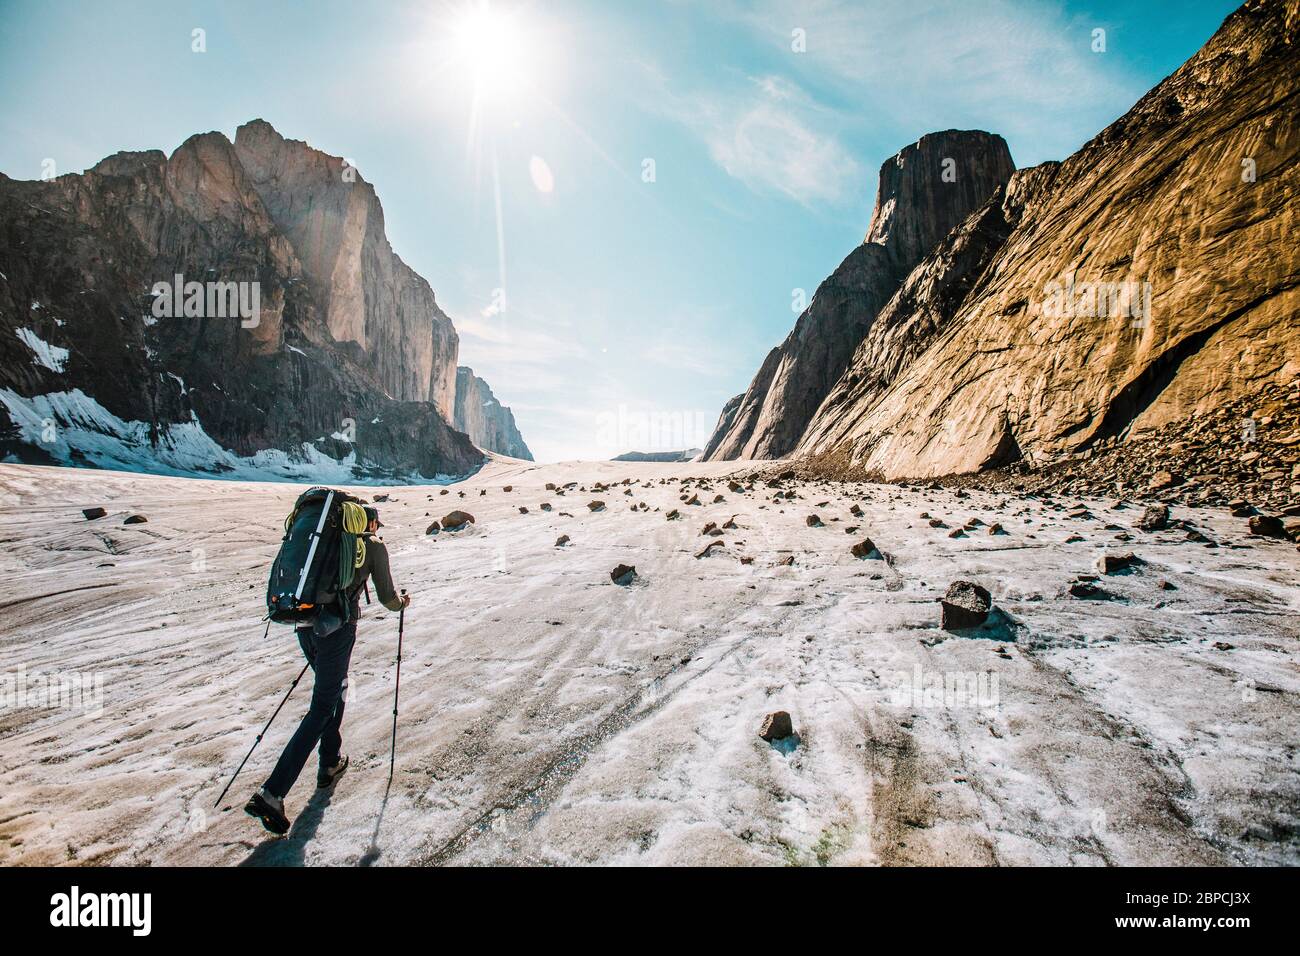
[441,510,475,530]
[610,563,637,585]
[123,514,148,525]
[587,500,606,512]
[1138,504,1170,532]
[555,534,570,547]
[806,514,823,527]
[850,538,881,559]
[694,541,725,559]
[82,507,107,520]
[1097,551,1141,574]
[758,711,794,742]
[940,580,991,630]
[1248,514,1286,538]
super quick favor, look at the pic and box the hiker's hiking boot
[244,788,290,835]
[318,754,349,789]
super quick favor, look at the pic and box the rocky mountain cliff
[453,366,533,461]
[704,130,1015,461]
[0,120,511,481]
[710,0,1298,485]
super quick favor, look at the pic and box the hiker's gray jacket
[348,535,404,613]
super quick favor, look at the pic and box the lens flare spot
[529,155,554,193]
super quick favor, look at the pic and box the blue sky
[0,0,1239,461]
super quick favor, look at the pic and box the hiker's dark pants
[264,620,357,799]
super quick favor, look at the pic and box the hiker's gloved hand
[401,594,411,608]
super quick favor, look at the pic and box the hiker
[245,504,410,835]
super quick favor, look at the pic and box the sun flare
[451,1,531,101]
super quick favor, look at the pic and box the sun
[450,1,530,102]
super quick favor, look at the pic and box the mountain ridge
[0,119,530,481]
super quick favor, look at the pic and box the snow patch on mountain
[0,388,461,485]
[15,328,68,372]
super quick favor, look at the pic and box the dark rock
[758,711,794,742]
[610,563,637,585]
[123,514,148,525]
[1138,504,1170,532]
[1248,514,1286,538]
[440,510,474,530]
[555,534,570,547]
[1097,551,1141,574]
[850,539,881,559]
[940,580,992,629]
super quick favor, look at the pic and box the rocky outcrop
[0,120,482,481]
[453,366,533,460]
[704,130,1015,461]
[796,0,1299,479]
[233,120,458,417]
[611,449,701,462]
[701,393,743,459]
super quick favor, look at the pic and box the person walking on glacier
[245,505,410,835]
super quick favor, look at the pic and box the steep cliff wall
[453,366,533,461]
[704,130,1015,461]
[797,0,1299,479]
[0,121,481,481]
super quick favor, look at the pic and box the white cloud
[636,61,860,206]
[704,0,1146,164]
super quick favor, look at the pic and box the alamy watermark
[1041,271,1151,328]
[151,273,260,328]
[889,664,999,709]
[595,404,713,454]
[2,665,104,717]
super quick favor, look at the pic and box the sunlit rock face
[713,1,1299,481]
[0,120,481,481]
[233,119,458,418]
[704,130,1015,462]
[796,0,1299,479]
[454,366,533,461]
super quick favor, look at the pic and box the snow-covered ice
[15,327,69,372]
[0,460,1295,866]
[0,389,463,486]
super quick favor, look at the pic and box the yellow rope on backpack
[339,501,369,588]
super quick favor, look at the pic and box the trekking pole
[213,661,311,808]
[388,590,407,784]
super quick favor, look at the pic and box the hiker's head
[364,506,383,534]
